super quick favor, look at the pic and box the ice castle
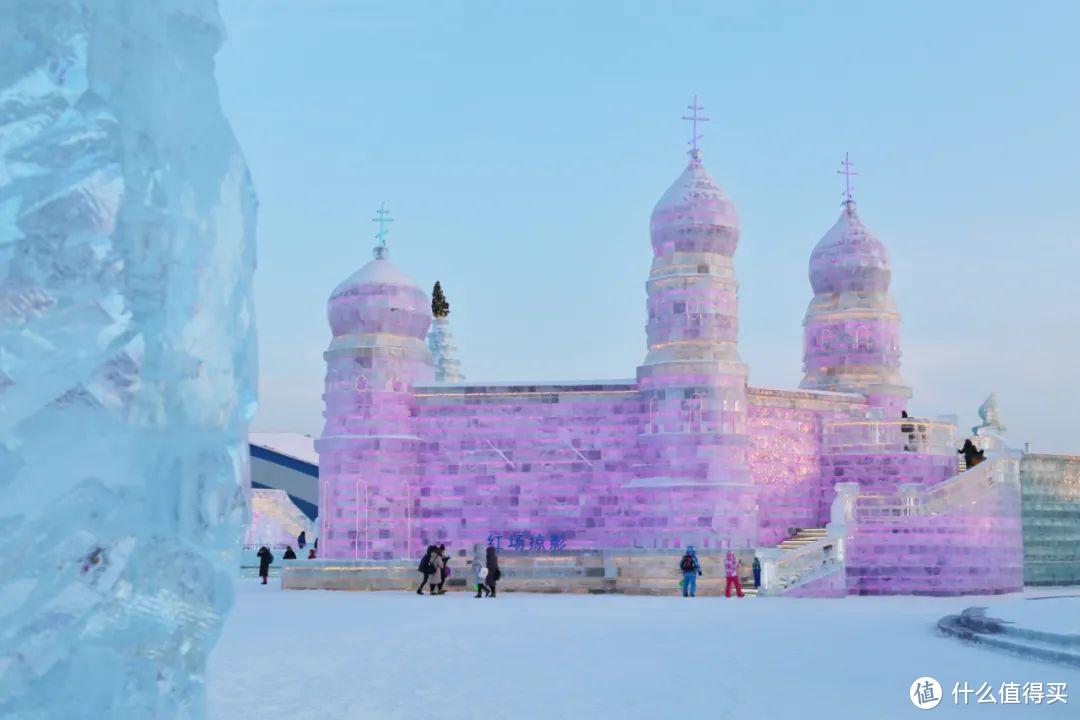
[313,106,1038,596]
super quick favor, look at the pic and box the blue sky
[218,1,1079,453]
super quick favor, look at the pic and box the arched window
[355,375,368,391]
[687,393,704,432]
[855,326,869,350]
[648,397,659,434]
[820,329,832,351]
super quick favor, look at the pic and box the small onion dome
[809,202,891,295]
[649,155,740,258]
[327,255,431,339]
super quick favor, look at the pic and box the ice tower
[800,154,910,413]
[316,205,434,559]
[633,98,755,548]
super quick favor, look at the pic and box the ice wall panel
[1021,453,1080,585]
[0,2,256,717]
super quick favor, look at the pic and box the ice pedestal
[0,1,256,718]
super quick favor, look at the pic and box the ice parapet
[0,1,257,718]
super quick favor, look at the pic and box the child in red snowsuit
[724,550,745,598]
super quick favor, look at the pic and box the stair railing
[854,456,1018,521]
[757,483,856,596]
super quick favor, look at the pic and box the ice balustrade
[759,458,1020,596]
[757,534,844,595]
[854,456,1018,521]
[757,483,856,596]
[823,418,956,455]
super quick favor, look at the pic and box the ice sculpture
[0,1,256,718]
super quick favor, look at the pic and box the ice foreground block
[0,1,257,717]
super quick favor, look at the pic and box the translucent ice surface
[0,1,257,717]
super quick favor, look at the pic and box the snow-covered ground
[208,579,1079,719]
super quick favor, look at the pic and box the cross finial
[837,152,858,208]
[371,201,394,259]
[681,94,709,160]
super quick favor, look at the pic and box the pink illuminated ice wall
[312,128,1024,597]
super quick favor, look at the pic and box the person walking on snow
[679,546,701,597]
[428,546,445,595]
[416,544,436,594]
[485,545,501,597]
[472,546,490,597]
[752,555,762,589]
[434,544,450,594]
[297,531,307,550]
[725,550,745,598]
[257,546,273,585]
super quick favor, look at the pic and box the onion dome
[649,152,740,258]
[327,254,431,339]
[326,204,431,340]
[808,201,891,295]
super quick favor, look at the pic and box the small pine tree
[431,281,450,318]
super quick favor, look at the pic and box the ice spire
[427,281,465,382]
[838,151,859,211]
[682,94,709,162]
[372,201,394,259]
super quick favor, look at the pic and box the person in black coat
[435,544,450,594]
[297,531,307,550]
[958,439,985,469]
[283,546,297,560]
[485,545,501,597]
[257,546,273,585]
[417,544,436,595]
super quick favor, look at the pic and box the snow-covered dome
[809,202,891,295]
[327,251,431,339]
[649,154,740,258]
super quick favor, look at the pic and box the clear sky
[218,1,1079,453]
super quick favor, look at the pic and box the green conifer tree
[431,281,450,318]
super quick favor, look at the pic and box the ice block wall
[411,381,642,553]
[846,459,1024,595]
[747,388,865,545]
[0,1,257,717]
[1020,453,1080,585]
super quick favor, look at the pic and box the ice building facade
[315,119,1025,596]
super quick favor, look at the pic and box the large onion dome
[649,153,740,259]
[808,202,891,295]
[327,248,431,340]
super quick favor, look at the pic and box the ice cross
[372,201,394,259]
[682,95,709,157]
[837,152,858,204]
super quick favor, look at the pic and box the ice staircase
[757,525,848,597]
[777,527,829,551]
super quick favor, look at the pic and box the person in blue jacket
[678,546,702,597]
